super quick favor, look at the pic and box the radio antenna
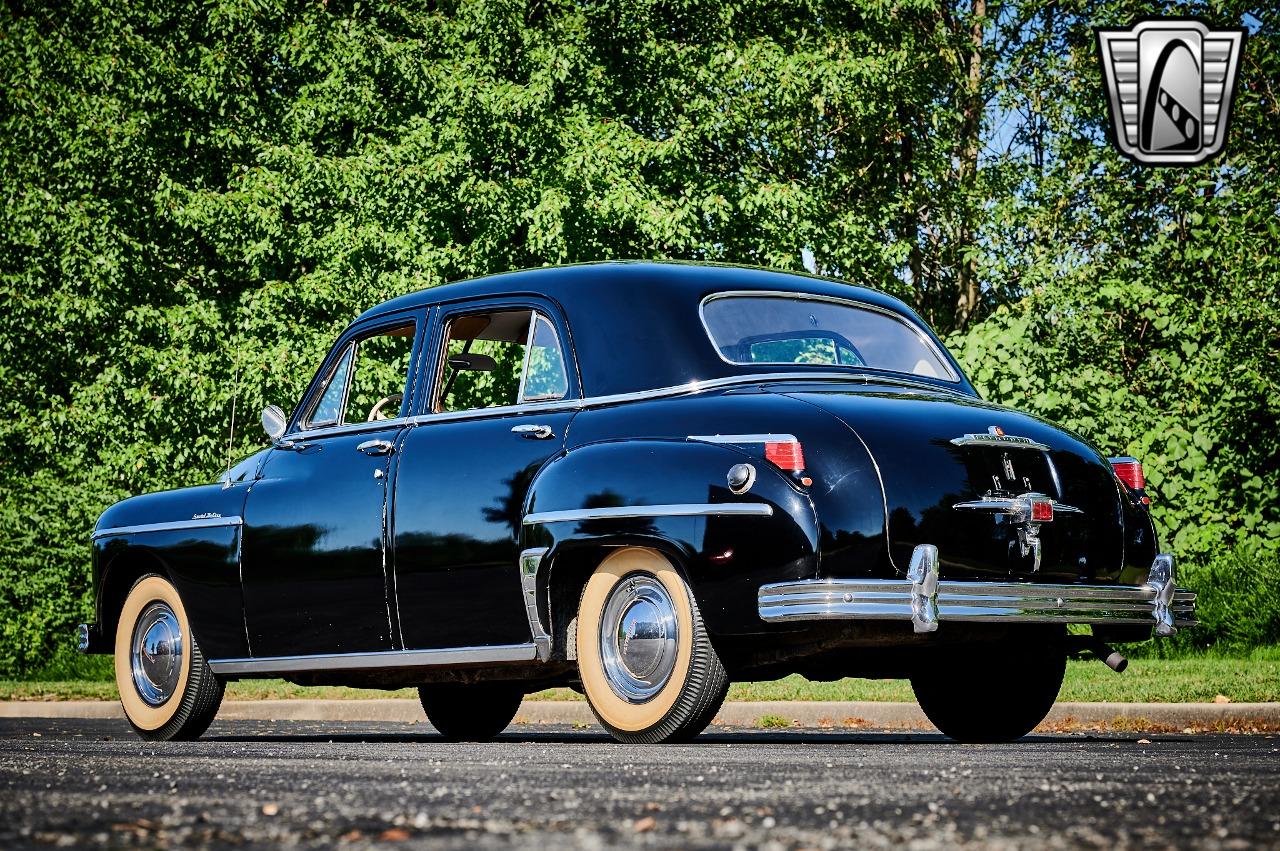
[223,361,241,489]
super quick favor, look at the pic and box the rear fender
[523,439,819,638]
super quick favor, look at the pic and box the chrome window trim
[758,578,1197,629]
[524,502,773,525]
[290,416,413,442]
[698,290,962,384]
[92,516,244,541]
[208,642,538,675]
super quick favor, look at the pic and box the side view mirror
[261,405,288,441]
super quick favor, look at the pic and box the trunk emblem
[950,426,1050,451]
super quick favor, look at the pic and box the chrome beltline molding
[523,502,774,526]
[278,372,970,443]
[209,642,538,675]
[758,578,1197,628]
[92,516,244,541]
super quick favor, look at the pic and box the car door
[240,313,425,658]
[392,300,578,649]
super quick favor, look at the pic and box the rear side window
[701,295,957,381]
[435,309,571,413]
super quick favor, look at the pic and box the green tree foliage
[0,0,1275,674]
[949,1,1279,562]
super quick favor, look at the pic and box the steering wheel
[367,393,404,422]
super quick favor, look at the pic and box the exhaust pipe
[1088,639,1128,672]
[1068,636,1128,672]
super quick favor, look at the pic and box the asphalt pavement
[2,718,1277,849]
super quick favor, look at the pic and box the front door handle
[356,439,395,456]
[511,424,555,440]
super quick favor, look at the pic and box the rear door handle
[511,424,555,440]
[356,439,395,456]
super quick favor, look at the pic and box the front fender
[522,439,819,635]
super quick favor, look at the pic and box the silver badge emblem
[1097,19,1245,166]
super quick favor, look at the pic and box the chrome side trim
[519,548,552,661]
[208,643,539,675]
[91,516,244,541]
[687,433,798,444]
[523,503,774,525]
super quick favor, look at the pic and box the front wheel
[115,574,224,741]
[418,684,524,741]
[910,628,1067,743]
[576,548,729,744]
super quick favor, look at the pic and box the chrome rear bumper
[758,550,1195,636]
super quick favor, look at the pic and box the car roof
[353,261,969,397]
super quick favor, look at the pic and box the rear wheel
[576,548,728,744]
[910,628,1067,743]
[418,684,523,741]
[115,574,224,741]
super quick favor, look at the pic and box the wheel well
[544,542,691,664]
[99,549,168,642]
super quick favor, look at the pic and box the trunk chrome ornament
[952,492,1083,573]
[950,426,1050,451]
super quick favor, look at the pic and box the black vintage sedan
[81,262,1193,743]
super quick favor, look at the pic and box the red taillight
[765,440,806,473]
[1030,499,1053,522]
[1109,456,1150,504]
[1110,457,1146,490]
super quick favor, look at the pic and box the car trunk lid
[780,383,1126,583]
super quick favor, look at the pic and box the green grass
[5,647,1276,703]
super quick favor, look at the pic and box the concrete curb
[3,699,1278,730]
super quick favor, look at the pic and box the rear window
[701,295,957,381]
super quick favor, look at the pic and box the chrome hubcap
[599,575,679,703]
[130,602,183,707]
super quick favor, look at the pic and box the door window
[436,309,570,413]
[305,323,416,428]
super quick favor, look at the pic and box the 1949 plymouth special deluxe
[81,262,1194,743]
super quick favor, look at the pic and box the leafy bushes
[1160,546,1280,656]
[1,1,1276,677]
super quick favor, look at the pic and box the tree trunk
[954,0,986,330]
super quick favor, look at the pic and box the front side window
[701,295,957,381]
[306,323,416,428]
[436,309,570,413]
